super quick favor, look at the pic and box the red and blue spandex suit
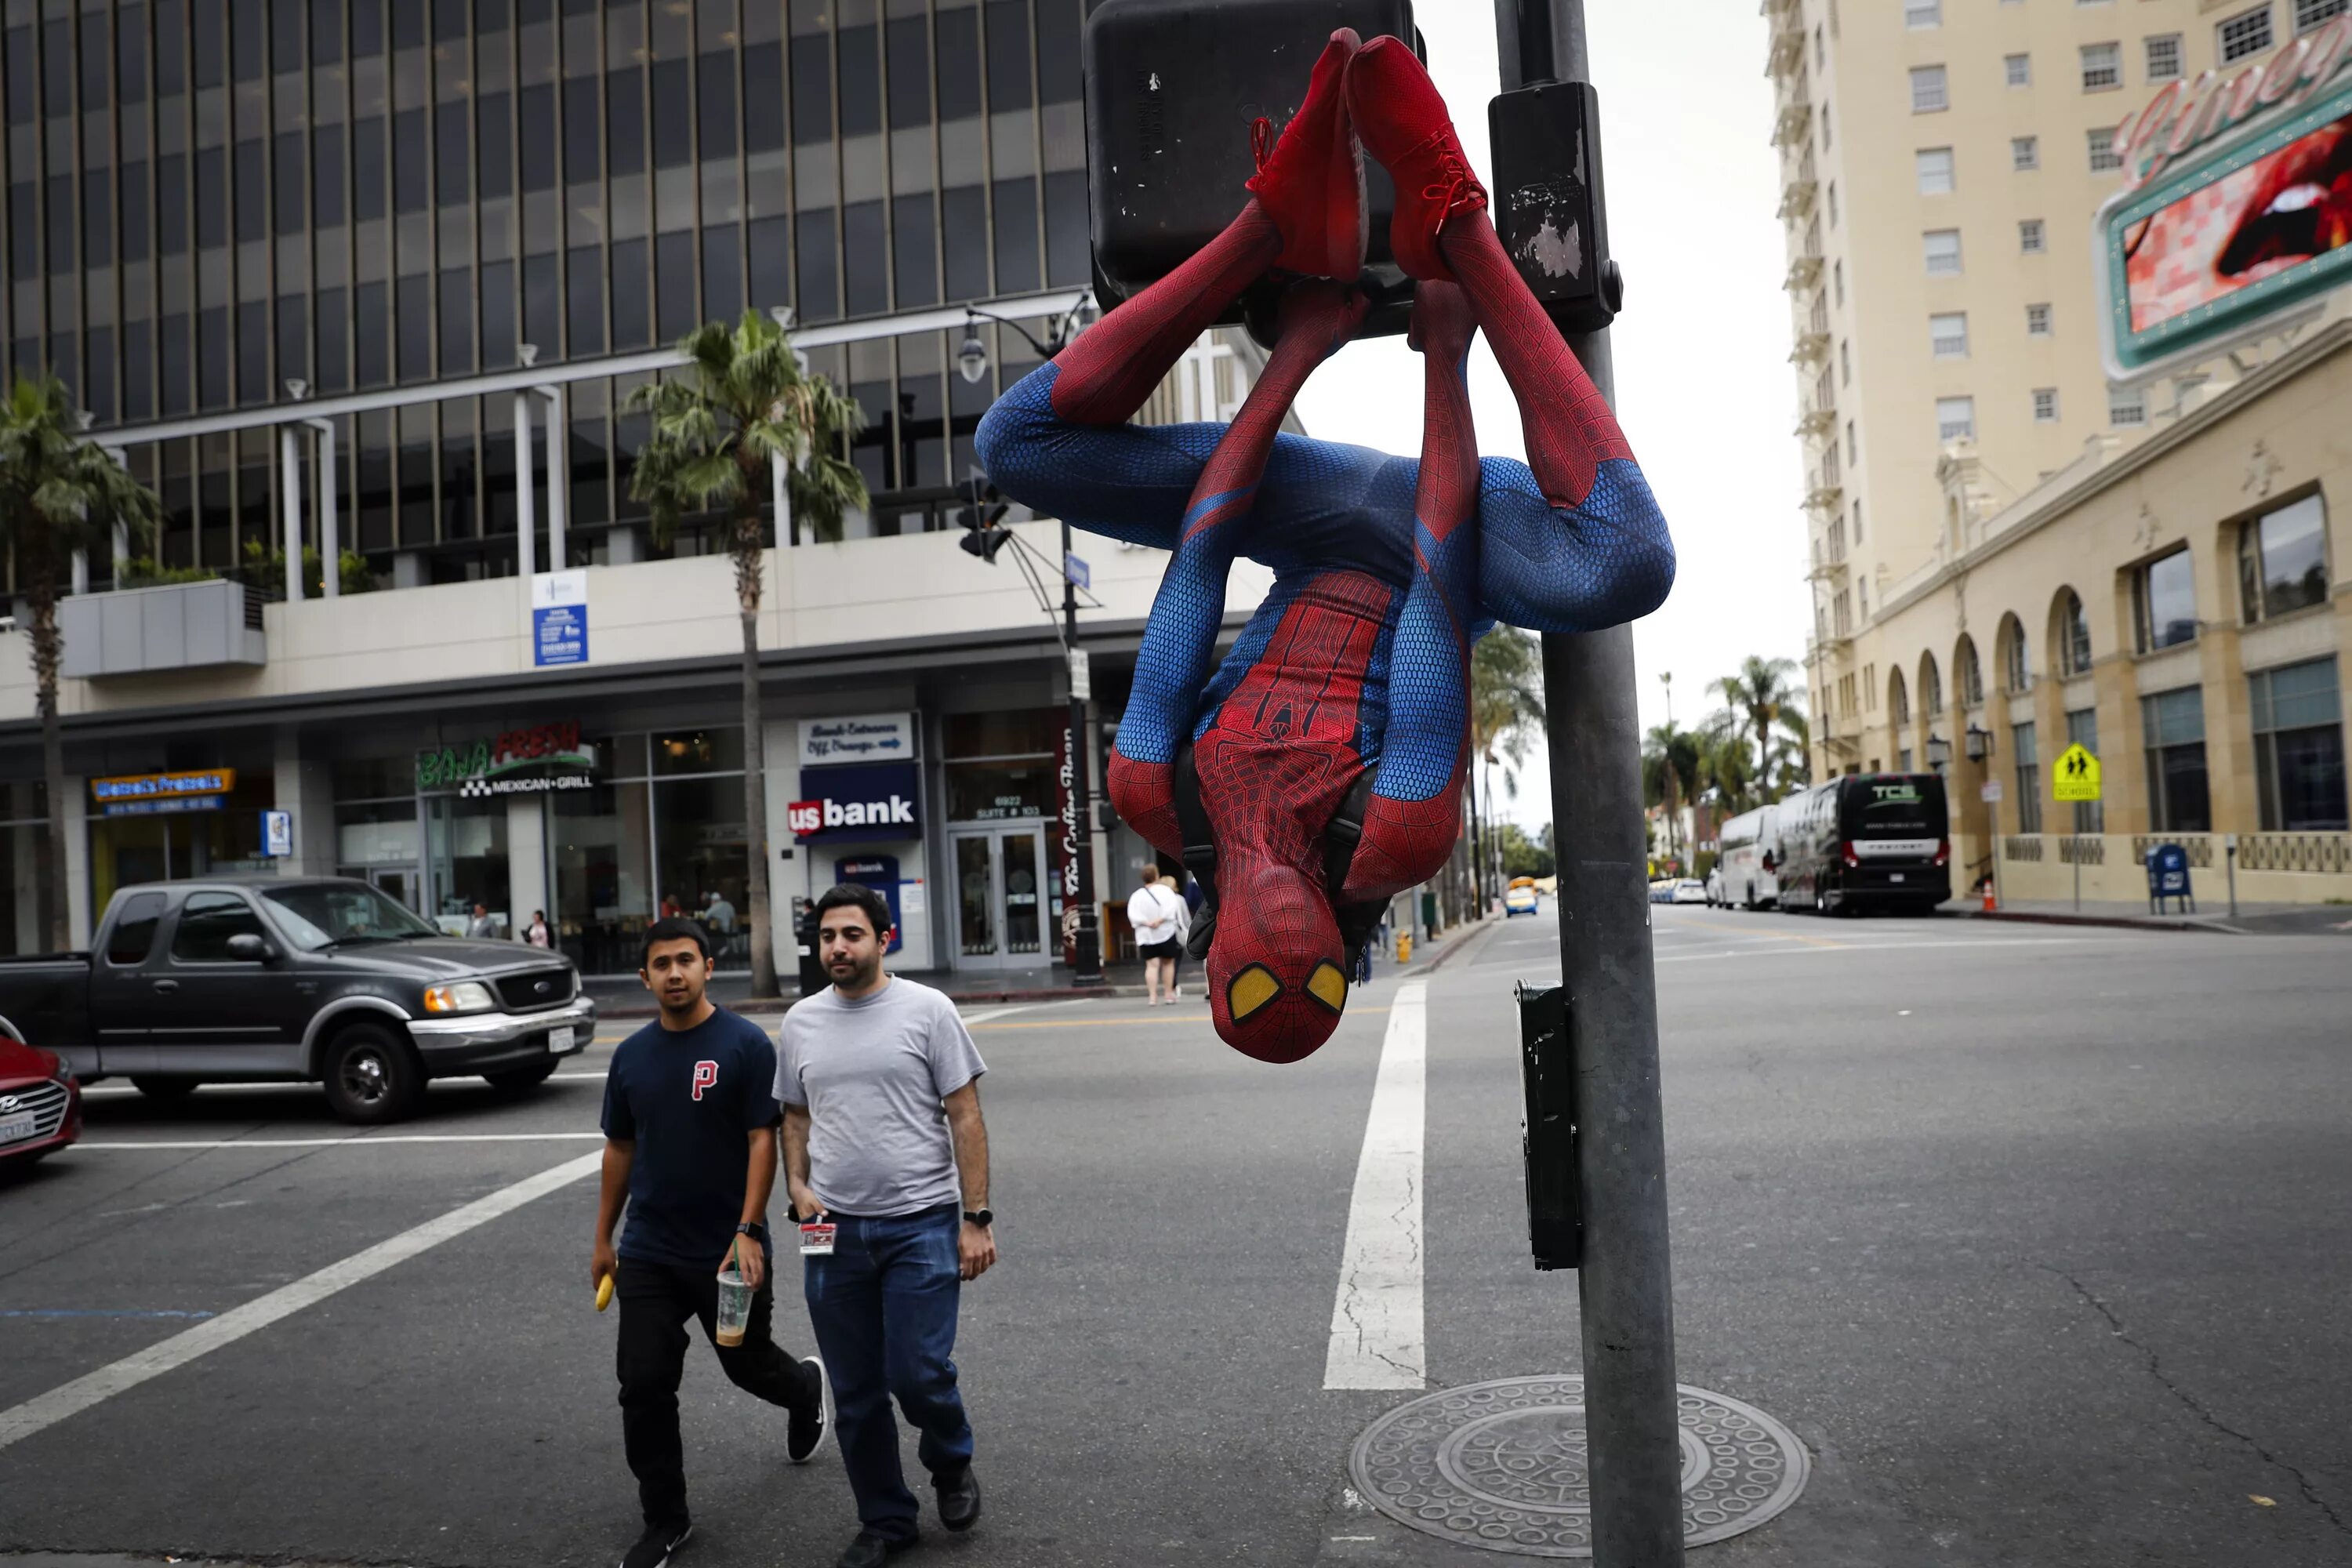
[975,34,1673,1063]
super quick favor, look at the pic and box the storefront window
[652,727,744,775]
[946,758,1054,820]
[86,768,274,913]
[654,773,750,965]
[1,782,47,955]
[553,779,655,975]
[427,795,510,935]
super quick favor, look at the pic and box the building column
[272,728,338,877]
[64,776,91,946]
[279,426,306,601]
[514,391,538,581]
[506,793,549,941]
[2200,622,2256,836]
[2094,649,2144,838]
[311,419,342,599]
[541,385,568,569]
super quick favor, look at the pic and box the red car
[0,1031,81,1168]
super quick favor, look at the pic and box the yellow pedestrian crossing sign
[2053,743,2102,802]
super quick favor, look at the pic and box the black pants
[615,1254,821,1529]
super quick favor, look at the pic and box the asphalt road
[2,906,2347,1568]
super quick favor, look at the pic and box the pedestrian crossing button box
[1516,982,1581,1271]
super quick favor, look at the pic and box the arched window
[2002,615,2029,691]
[1889,669,1910,725]
[1958,636,1984,706]
[2059,590,2092,676]
[1920,654,1943,719]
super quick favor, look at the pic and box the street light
[957,294,1094,383]
[1926,732,1951,771]
[1964,722,1994,762]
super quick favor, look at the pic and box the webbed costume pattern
[976,34,1672,1062]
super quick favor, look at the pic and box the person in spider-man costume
[976,33,1672,1064]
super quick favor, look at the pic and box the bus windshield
[1843,777,1944,839]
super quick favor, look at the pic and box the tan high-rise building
[1764,0,2347,780]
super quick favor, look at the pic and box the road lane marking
[73,1133,608,1150]
[0,1149,602,1452]
[1324,982,1425,1392]
[972,1006,1392,1032]
[0,1309,217,1320]
[1653,935,2125,963]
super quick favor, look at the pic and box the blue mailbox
[2146,843,2194,914]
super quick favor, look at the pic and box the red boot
[1345,35,1488,284]
[1244,29,1367,280]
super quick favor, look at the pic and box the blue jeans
[803,1203,975,1538]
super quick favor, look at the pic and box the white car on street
[1671,879,1708,905]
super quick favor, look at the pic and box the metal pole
[1988,799,2000,909]
[1064,516,1105,985]
[2227,837,2238,917]
[1497,4,1686,1564]
[2073,836,2082,913]
[513,390,537,580]
[278,426,305,601]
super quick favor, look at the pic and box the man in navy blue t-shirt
[594,918,832,1568]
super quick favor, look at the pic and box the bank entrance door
[948,824,1051,971]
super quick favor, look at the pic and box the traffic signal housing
[957,470,1012,564]
[1084,0,1422,346]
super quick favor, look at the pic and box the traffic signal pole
[1495,2,1688,1563]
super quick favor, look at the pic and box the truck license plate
[1888,873,1906,883]
[547,1029,572,1054]
[0,1111,39,1145]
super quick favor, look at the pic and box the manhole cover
[1348,1375,1809,1557]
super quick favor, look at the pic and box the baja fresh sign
[417,720,597,795]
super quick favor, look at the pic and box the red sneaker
[1346,35,1489,283]
[1244,29,1367,280]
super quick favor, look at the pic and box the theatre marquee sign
[417,720,597,797]
[2095,16,2352,382]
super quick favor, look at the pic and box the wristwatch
[735,1221,770,1243]
[963,1208,994,1228]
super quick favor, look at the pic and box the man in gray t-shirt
[779,884,996,1566]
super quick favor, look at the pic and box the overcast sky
[1290,2,1809,829]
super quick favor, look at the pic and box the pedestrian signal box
[1517,982,1581,1272]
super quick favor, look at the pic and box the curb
[1958,908,2224,935]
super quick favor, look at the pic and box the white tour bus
[1715,804,1780,909]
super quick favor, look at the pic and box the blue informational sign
[789,761,922,844]
[833,852,905,954]
[533,603,588,666]
[261,809,294,858]
[1064,552,1090,590]
[2147,843,2193,912]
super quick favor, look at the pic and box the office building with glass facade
[0,0,1338,975]
[3,0,1093,578]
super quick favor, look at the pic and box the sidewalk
[1962,895,2352,936]
[584,914,1502,1018]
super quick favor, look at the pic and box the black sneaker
[620,1520,692,1568]
[935,1465,982,1532]
[835,1527,917,1568]
[788,1355,833,1465]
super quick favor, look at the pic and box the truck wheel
[130,1076,201,1100]
[482,1061,557,1092]
[321,1023,423,1124]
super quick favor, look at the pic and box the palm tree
[1469,626,1545,905]
[626,311,868,997]
[1642,720,1703,866]
[1709,655,1803,782]
[0,376,162,949]
[1767,709,1812,797]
